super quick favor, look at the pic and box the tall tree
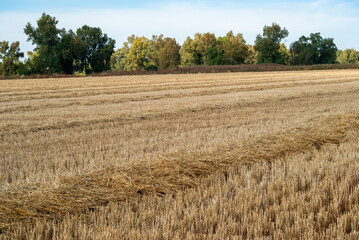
[111,35,136,70]
[318,37,337,64]
[289,36,312,65]
[195,33,217,65]
[277,43,290,65]
[254,23,289,64]
[206,47,223,66]
[262,23,289,44]
[180,37,197,66]
[124,36,150,70]
[147,35,165,68]
[158,37,181,69]
[0,41,24,75]
[110,49,123,70]
[75,25,115,73]
[180,33,217,66]
[58,30,77,74]
[245,45,257,64]
[24,13,63,73]
[221,31,249,65]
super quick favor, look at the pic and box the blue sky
[1,0,359,54]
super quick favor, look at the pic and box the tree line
[1,13,115,75]
[1,13,358,76]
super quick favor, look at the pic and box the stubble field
[1,70,359,239]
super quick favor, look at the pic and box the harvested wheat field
[1,69,359,239]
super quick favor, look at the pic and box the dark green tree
[289,36,313,65]
[24,13,115,74]
[24,13,63,73]
[318,37,337,64]
[206,47,223,65]
[75,25,115,73]
[254,23,289,64]
[290,33,337,65]
[57,30,77,74]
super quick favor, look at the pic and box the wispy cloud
[0,0,358,54]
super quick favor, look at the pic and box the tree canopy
[24,13,63,73]
[158,38,181,69]
[111,34,181,71]
[75,25,115,73]
[290,33,337,65]
[180,31,249,66]
[23,13,115,74]
[254,23,289,64]
[0,41,24,75]
[336,49,359,64]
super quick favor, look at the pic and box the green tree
[110,49,123,70]
[112,35,179,70]
[111,35,136,70]
[181,31,249,66]
[263,23,289,44]
[180,37,197,66]
[0,41,24,75]
[206,47,223,65]
[245,45,257,64]
[277,43,290,65]
[337,49,359,64]
[158,37,181,69]
[57,30,77,74]
[25,13,115,74]
[16,51,34,75]
[290,33,337,65]
[75,25,115,73]
[254,23,289,64]
[147,35,165,68]
[289,36,312,65]
[125,36,150,70]
[221,31,249,65]
[317,35,337,64]
[195,33,217,65]
[24,13,63,73]
[180,33,217,66]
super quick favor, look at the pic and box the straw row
[1,112,359,231]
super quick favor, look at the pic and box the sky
[1,0,359,54]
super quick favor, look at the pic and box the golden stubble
[0,69,359,239]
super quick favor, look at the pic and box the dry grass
[1,70,359,239]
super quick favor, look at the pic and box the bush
[145,65,158,71]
